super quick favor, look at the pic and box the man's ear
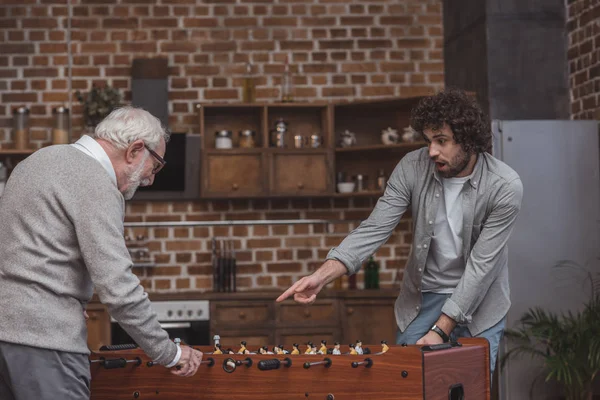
[125,140,145,164]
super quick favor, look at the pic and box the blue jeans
[395,292,506,375]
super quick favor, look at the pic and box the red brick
[204,89,237,100]
[0,44,35,54]
[161,42,199,53]
[247,238,281,248]
[266,262,302,273]
[103,18,138,29]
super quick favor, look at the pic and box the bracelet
[430,324,450,343]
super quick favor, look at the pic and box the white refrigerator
[492,120,600,399]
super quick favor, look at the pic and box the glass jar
[238,129,256,148]
[215,130,233,149]
[52,106,70,145]
[12,106,30,150]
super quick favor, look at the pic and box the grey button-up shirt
[327,148,523,336]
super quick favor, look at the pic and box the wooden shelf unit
[194,96,429,198]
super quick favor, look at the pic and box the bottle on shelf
[376,169,387,191]
[52,106,70,145]
[364,256,380,289]
[242,62,255,103]
[12,106,30,150]
[281,55,294,103]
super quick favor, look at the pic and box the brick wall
[567,0,600,119]
[125,197,412,292]
[0,0,443,292]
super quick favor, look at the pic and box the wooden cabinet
[197,97,427,199]
[208,292,398,350]
[197,102,334,198]
[86,303,111,351]
[210,299,275,348]
[85,291,400,351]
[270,151,332,195]
[340,296,398,346]
[333,98,426,195]
[203,151,266,197]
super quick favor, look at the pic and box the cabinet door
[270,152,331,195]
[276,299,338,328]
[204,152,265,197]
[86,303,111,351]
[341,299,397,346]
[211,301,273,330]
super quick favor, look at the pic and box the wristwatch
[430,324,450,343]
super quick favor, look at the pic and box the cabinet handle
[232,183,239,191]
[347,307,354,315]
[303,309,311,318]
[297,182,304,189]
[238,311,246,319]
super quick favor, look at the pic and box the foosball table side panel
[90,346,426,400]
[423,338,491,400]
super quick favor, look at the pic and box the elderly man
[0,107,203,400]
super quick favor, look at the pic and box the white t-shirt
[422,174,471,293]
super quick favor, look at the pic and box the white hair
[93,106,170,150]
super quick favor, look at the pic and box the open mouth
[435,162,446,170]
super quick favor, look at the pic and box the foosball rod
[90,357,142,369]
[303,358,332,369]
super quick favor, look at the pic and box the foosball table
[90,337,490,400]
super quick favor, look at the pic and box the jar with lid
[215,130,233,149]
[12,106,30,150]
[52,106,70,145]
[238,129,256,148]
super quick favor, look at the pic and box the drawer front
[212,302,272,327]
[205,153,265,196]
[271,153,330,194]
[277,301,337,325]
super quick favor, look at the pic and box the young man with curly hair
[277,88,523,375]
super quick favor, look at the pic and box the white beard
[123,154,150,200]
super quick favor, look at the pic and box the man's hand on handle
[276,259,349,304]
[171,346,203,377]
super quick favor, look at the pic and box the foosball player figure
[226,348,235,354]
[291,343,300,355]
[355,339,363,355]
[237,341,249,354]
[381,340,390,353]
[319,340,328,355]
[311,344,318,354]
[280,345,289,354]
[213,343,223,355]
[304,342,313,354]
[349,343,358,355]
[332,342,341,355]
[273,345,283,355]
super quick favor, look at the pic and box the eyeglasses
[144,145,166,174]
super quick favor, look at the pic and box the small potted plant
[501,261,600,400]
[75,83,122,129]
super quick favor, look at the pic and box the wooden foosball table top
[90,337,490,400]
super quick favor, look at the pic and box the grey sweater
[0,145,177,365]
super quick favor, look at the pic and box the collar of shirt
[71,135,117,186]
[432,152,484,189]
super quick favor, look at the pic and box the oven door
[111,320,210,346]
